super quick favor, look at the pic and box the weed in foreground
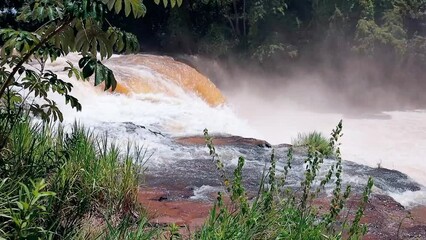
[200,121,373,240]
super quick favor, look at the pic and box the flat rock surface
[175,135,272,148]
[138,187,212,236]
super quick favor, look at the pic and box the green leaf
[16,201,24,210]
[75,20,114,59]
[124,0,132,16]
[19,182,31,199]
[114,0,123,14]
[78,57,91,69]
[101,0,147,18]
[82,60,96,79]
[94,63,105,86]
[93,62,117,91]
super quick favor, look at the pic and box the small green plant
[292,131,334,157]
[0,179,56,239]
[168,223,182,240]
[201,121,374,240]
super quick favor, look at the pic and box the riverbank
[138,186,426,239]
[137,134,426,239]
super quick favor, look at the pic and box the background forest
[7,0,424,110]
[3,0,426,67]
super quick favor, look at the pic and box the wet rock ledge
[141,135,426,239]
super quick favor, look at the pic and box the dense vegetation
[1,0,375,239]
[113,0,426,71]
[3,0,425,64]
[0,119,154,239]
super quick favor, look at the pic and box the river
[40,53,426,207]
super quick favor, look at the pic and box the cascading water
[41,53,426,207]
[45,54,256,140]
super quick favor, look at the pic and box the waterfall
[36,53,426,207]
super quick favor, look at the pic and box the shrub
[292,131,333,157]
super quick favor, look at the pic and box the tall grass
[0,117,152,239]
[292,131,333,157]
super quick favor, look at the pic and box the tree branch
[0,18,72,99]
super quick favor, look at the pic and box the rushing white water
[40,54,257,167]
[39,53,426,206]
[226,91,426,186]
[45,54,253,135]
[224,84,426,206]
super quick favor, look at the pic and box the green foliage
[147,0,426,71]
[154,0,183,8]
[201,122,374,239]
[251,42,298,62]
[354,2,408,56]
[359,0,375,19]
[102,0,148,18]
[198,24,236,57]
[0,179,56,239]
[0,0,178,123]
[79,56,117,90]
[292,131,333,157]
[0,116,148,239]
[101,217,160,240]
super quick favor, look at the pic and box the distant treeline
[2,0,426,75]
[129,1,426,68]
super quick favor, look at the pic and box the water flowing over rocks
[40,54,426,238]
[138,134,426,239]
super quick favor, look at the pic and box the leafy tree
[137,0,425,71]
[0,0,180,122]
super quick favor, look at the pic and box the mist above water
[185,55,426,186]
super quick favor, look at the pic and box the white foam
[42,53,256,139]
[389,189,426,208]
[190,185,222,200]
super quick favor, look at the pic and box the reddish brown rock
[175,135,273,148]
[138,187,212,231]
[139,187,426,239]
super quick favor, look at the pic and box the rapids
[39,53,426,207]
